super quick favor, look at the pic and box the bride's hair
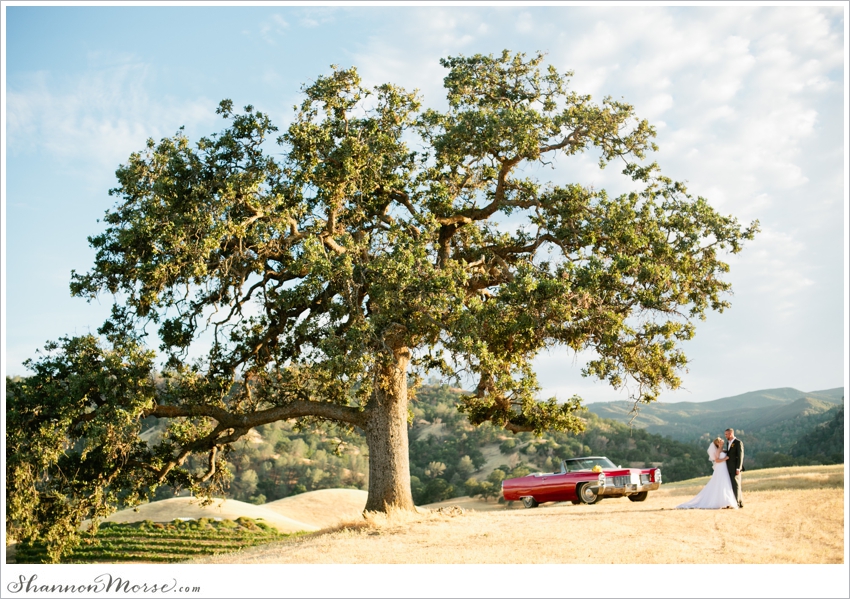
[713,437,724,447]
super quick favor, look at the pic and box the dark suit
[725,438,744,507]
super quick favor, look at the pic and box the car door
[536,472,572,502]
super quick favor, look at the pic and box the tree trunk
[363,345,416,512]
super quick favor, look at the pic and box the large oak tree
[7,51,757,560]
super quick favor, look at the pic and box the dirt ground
[190,482,844,564]
[263,489,369,529]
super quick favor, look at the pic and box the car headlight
[654,468,662,483]
[598,473,605,483]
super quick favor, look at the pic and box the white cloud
[349,40,445,104]
[296,7,337,29]
[567,64,620,99]
[344,9,495,105]
[728,226,815,321]
[643,93,674,119]
[704,105,735,123]
[260,13,291,45]
[516,12,533,34]
[6,61,217,177]
[407,8,482,48]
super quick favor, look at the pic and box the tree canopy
[7,50,757,560]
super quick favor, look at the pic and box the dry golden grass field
[188,464,845,565]
[6,465,843,566]
[97,496,320,533]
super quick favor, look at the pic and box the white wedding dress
[676,444,739,509]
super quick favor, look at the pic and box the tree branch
[147,399,368,429]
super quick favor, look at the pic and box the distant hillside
[587,387,843,440]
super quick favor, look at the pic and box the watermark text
[7,573,201,594]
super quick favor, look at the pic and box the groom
[724,428,744,508]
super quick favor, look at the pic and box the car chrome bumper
[597,481,661,496]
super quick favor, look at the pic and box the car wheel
[576,483,600,505]
[628,492,649,502]
[521,496,539,509]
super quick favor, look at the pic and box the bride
[676,437,739,509]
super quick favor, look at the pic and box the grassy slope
[96,489,368,532]
[103,497,319,533]
[263,489,368,529]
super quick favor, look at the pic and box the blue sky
[3,4,847,405]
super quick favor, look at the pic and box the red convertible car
[501,456,662,507]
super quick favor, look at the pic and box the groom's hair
[725,428,735,434]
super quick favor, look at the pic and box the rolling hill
[98,497,319,534]
[95,489,369,533]
[587,387,844,441]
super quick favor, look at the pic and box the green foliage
[456,455,476,478]
[789,407,844,465]
[5,335,166,563]
[466,463,536,501]
[739,404,844,469]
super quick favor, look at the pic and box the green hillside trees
[790,407,844,465]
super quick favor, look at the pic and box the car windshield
[564,457,617,472]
